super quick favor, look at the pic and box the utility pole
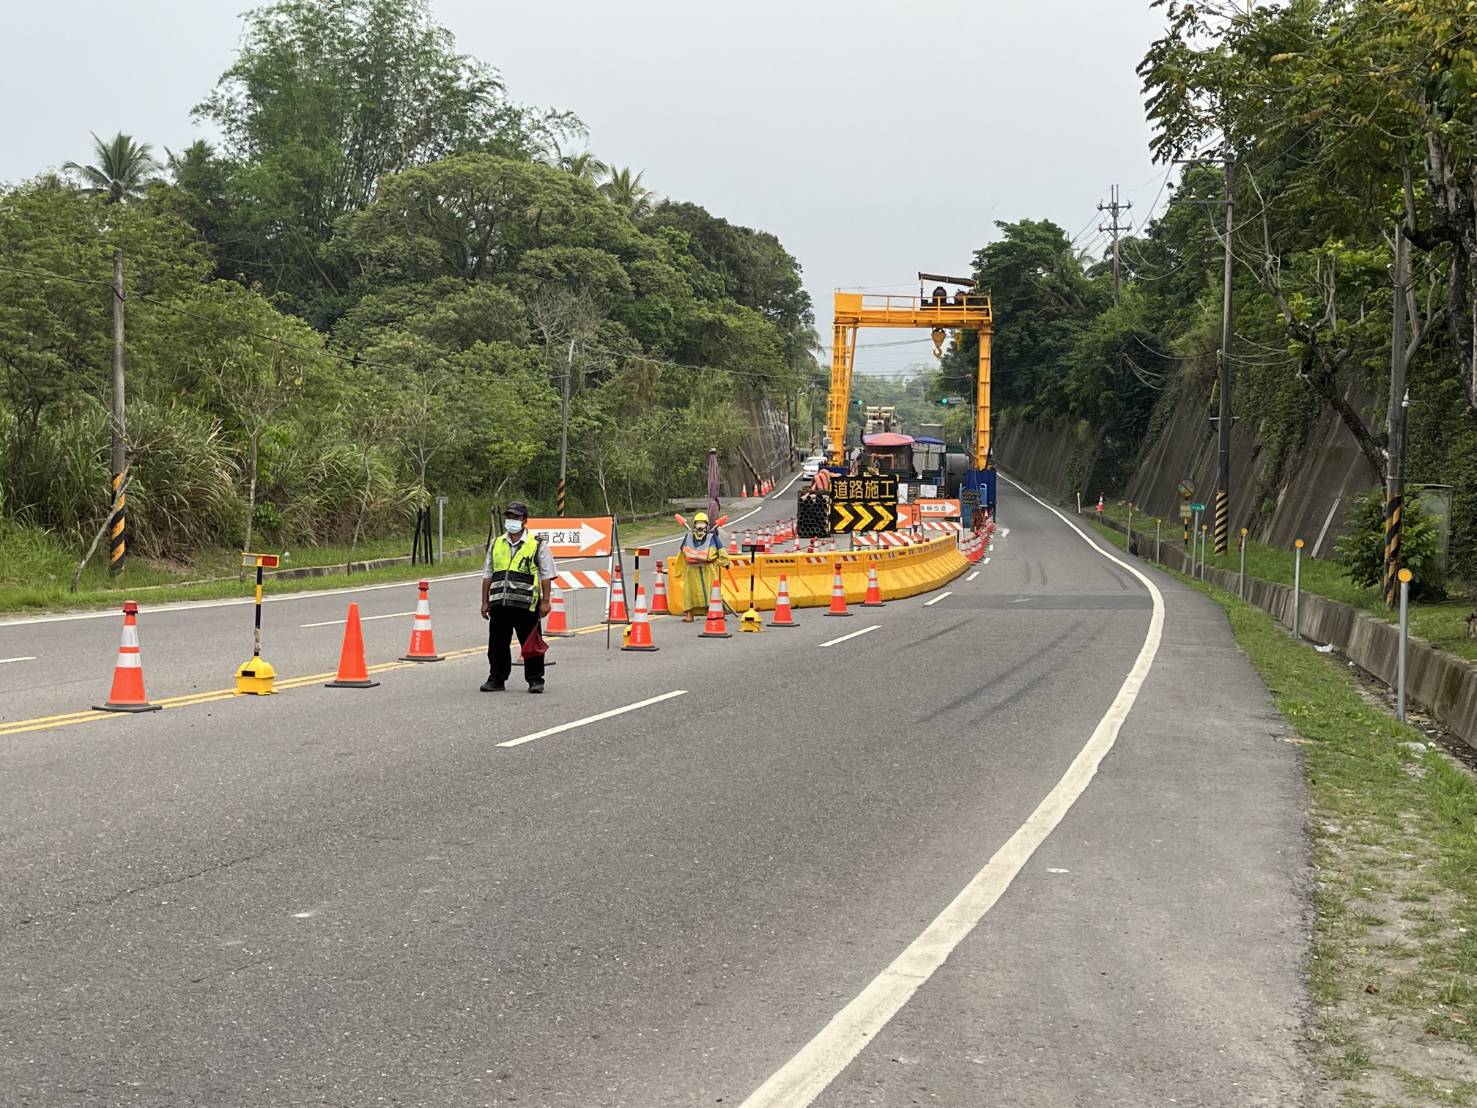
[109,248,127,577]
[1384,222,1409,608]
[1098,185,1133,304]
[1214,158,1234,556]
[558,336,573,517]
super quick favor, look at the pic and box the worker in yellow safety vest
[678,511,729,622]
[480,501,557,694]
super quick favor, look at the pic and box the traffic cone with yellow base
[94,601,161,712]
[621,585,660,651]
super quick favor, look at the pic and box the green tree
[600,166,654,223]
[62,132,161,203]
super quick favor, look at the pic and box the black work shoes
[480,677,505,692]
[528,680,545,694]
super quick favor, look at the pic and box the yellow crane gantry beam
[827,289,993,469]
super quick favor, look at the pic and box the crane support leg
[827,323,857,466]
[975,327,992,469]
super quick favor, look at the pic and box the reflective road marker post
[1292,539,1304,641]
[236,552,280,694]
[1397,567,1412,722]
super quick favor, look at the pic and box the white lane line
[923,591,952,607]
[770,469,803,497]
[738,473,1165,1108]
[818,625,878,648]
[0,655,37,665]
[498,689,688,748]
[983,557,990,565]
[300,611,413,628]
[966,571,980,582]
[648,496,785,548]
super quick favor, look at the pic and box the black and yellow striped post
[1383,491,1403,608]
[107,470,127,577]
[1214,490,1229,556]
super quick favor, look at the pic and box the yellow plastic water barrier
[667,536,969,613]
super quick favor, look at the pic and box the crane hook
[931,327,947,359]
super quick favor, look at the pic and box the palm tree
[164,138,216,180]
[599,166,653,223]
[63,132,162,203]
[560,151,607,184]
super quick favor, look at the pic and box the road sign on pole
[526,517,614,558]
[830,475,899,533]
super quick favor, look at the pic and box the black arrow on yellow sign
[831,501,898,533]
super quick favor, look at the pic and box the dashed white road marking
[499,689,688,748]
[923,592,952,607]
[818,625,879,648]
[966,571,980,581]
[738,473,1166,1108]
[301,611,413,628]
[983,557,990,565]
[0,656,37,665]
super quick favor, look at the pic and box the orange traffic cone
[326,603,380,688]
[742,483,749,498]
[863,562,885,607]
[769,574,799,628]
[545,585,573,637]
[621,585,659,651]
[650,561,670,614]
[401,579,443,661]
[1096,494,1104,515]
[94,600,161,712]
[728,534,738,555]
[607,563,629,624]
[699,579,732,638]
[826,563,851,617]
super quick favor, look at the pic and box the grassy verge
[1092,501,1477,664]
[1099,510,1477,1105]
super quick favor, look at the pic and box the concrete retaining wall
[1106,516,1477,752]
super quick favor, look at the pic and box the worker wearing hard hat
[678,511,729,621]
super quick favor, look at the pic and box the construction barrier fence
[667,534,970,613]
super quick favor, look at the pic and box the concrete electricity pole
[558,336,574,517]
[1098,185,1133,304]
[1384,222,1409,608]
[109,248,128,577]
[1214,159,1234,556]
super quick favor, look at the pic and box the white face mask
[504,518,525,536]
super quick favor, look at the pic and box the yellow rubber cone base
[235,657,277,695]
[740,609,763,633]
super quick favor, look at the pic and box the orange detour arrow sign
[526,516,613,558]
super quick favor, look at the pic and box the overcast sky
[2,0,1170,375]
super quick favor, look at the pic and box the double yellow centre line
[0,612,656,740]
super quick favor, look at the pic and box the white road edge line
[300,611,414,629]
[0,655,37,664]
[498,689,688,749]
[983,557,990,565]
[738,473,1165,1108]
[965,571,980,582]
[818,625,878,648]
[923,591,952,607]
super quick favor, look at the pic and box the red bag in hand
[521,622,549,660]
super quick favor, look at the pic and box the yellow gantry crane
[827,273,994,507]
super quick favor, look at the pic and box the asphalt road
[0,481,1311,1106]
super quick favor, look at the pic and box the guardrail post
[1238,527,1248,600]
[1292,538,1304,639]
[1397,567,1412,722]
[1127,503,1133,553]
[1155,519,1161,562]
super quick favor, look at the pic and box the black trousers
[488,604,545,684]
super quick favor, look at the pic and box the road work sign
[526,516,613,558]
[830,475,898,533]
[916,498,961,519]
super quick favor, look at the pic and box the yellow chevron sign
[831,500,898,533]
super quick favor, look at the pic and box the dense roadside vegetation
[939,0,1477,589]
[0,0,818,590]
